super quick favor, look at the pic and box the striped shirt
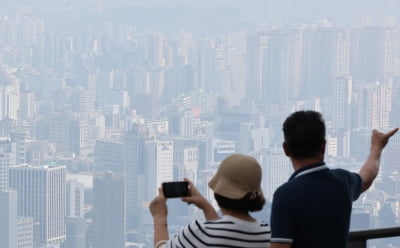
[162,215,271,248]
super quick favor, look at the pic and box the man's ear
[321,139,326,155]
[283,142,290,157]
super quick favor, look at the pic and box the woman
[150,154,271,248]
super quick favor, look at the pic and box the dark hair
[214,192,265,213]
[283,110,326,160]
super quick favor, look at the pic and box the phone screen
[162,181,189,198]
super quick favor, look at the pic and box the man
[150,154,271,248]
[270,110,398,248]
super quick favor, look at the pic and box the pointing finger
[384,127,399,138]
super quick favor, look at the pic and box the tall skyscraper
[302,28,350,98]
[0,189,18,248]
[226,47,247,106]
[93,172,126,248]
[351,27,399,84]
[246,33,269,104]
[332,77,353,129]
[9,165,66,246]
[247,30,300,113]
[122,125,146,227]
[199,43,218,92]
[148,33,167,67]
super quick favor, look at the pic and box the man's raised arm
[359,128,399,192]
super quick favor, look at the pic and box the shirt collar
[289,162,328,181]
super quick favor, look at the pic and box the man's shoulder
[273,180,298,198]
[330,167,354,174]
[274,167,360,193]
[330,168,362,181]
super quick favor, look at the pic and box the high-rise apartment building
[226,47,247,106]
[246,32,268,104]
[93,172,126,248]
[302,28,350,97]
[199,43,218,92]
[247,30,300,113]
[332,77,353,129]
[148,33,167,67]
[9,165,66,246]
[351,27,399,84]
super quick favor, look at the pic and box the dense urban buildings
[0,0,400,247]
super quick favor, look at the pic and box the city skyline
[0,1,400,247]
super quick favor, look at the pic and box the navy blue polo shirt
[270,162,362,248]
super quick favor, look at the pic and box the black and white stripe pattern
[164,215,271,248]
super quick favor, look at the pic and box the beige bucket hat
[208,154,264,200]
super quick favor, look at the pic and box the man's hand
[371,128,399,152]
[181,178,218,220]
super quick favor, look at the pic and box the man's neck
[291,157,324,171]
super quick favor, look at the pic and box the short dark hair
[214,192,265,213]
[283,110,326,160]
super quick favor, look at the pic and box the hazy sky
[1,0,400,34]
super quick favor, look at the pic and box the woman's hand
[150,188,168,222]
[181,178,218,220]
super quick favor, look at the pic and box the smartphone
[162,181,189,198]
